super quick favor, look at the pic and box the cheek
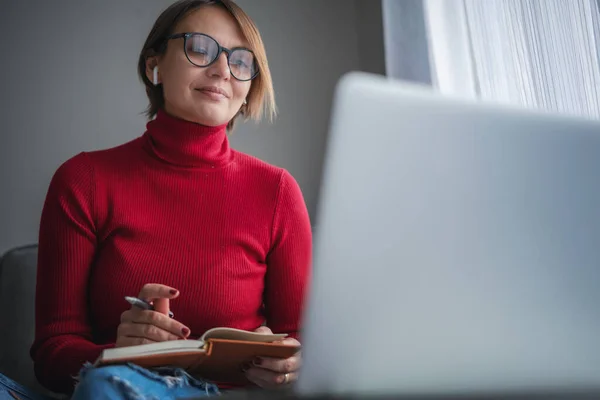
[163,73,192,103]
[161,58,195,101]
[231,82,251,105]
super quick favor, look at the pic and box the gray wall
[0,0,384,254]
[382,0,432,84]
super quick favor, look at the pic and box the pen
[125,296,174,318]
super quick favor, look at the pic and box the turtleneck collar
[143,109,232,169]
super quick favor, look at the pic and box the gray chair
[0,244,59,396]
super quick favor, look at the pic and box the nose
[207,52,230,80]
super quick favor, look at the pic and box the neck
[144,109,232,168]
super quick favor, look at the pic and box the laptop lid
[296,72,600,397]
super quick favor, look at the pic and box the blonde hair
[137,0,277,131]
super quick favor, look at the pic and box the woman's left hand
[243,326,301,388]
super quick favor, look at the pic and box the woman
[0,0,311,398]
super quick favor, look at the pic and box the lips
[196,86,229,98]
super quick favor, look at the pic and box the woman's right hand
[116,283,191,347]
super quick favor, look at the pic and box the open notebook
[95,327,299,384]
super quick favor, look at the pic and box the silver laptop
[296,72,600,397]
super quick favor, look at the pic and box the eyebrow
[178,30,251,50]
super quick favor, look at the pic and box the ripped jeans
[71,363,220,399]
[0,364,220,399]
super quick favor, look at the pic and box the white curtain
[386,0,600,120]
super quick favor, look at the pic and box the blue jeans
[72,363,220,399]
[0,373,52,400]
[1,363,220,399]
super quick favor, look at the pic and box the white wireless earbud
[243,98,248,105]
[153,66,159,86]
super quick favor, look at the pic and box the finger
[245,367,296,387]
[138,283,179,302]
[252,354,301,373]
[153,297,171,317]
[120,309,137,323]
[132,310,190,338]
[244,366,278,387]
[120,306,157,324]
[121,306,164,324]
[280,337,301,347]
[254,326,273,334]
[120,322,182,342]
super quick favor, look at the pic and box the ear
[145,56,160,84]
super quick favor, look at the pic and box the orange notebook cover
[94,327,299,384]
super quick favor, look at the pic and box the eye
[231,59,250,68]
[192,47,209,55]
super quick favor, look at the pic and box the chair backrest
[0,244,43,391]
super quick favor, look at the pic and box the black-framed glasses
[164,32,259,81]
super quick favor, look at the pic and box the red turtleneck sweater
[30,110,312,394]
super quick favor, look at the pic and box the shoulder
[232,150,304,195]
[49,138,142,193]
[84,137,143,166]
[52,138,142,179]
[43,152,95,216]
[50,152,93,189]
[232,150,284,177]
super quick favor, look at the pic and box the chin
[192,106,230,127]
[196,116,229,127]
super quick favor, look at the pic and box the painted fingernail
[170,289,178,295]
[181,327,190,336]
[252,357,262,366]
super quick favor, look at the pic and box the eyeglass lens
[185,34,257,81]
